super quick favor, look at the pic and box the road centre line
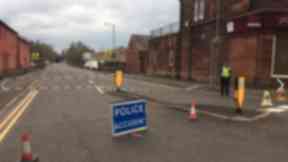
[0,90,38,144]
[0,80,39,118]
[1,90,26,115]
[0,90,35,133]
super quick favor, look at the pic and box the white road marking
[52,86,60,91]
[40,86,49,90]
[1,79,10,92]
[277,105,288,109]
[198,109,272,122]
[76,86,82,90]
[63,85,71,90]
[95,86,105,95]
[64,75,72,79]
[264,105,288,113]
[15,87,24,91]
[198,105,288,122]
[186,85,202,91]
[88,80,95,85]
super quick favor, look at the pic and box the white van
[84,60,99,70]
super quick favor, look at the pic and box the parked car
[84,60,99,70]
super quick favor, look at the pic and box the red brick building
[126,35,149,74]
[0,20,31,75]
[147,33,178,77]
[18,37,31,69]
[179,0,288,85]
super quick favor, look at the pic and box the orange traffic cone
[130,132,143,139]
[20,133,38,162]
[189,101,197,120]
[276,87,287,101]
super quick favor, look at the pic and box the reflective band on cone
[21,133,33,162]
[276,87,287,101]
[189,101,197,120]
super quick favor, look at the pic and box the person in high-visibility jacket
[220,64,232,96]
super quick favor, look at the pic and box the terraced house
[179,0,288,86]
[0,20,31,77]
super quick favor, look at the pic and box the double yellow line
[0,89,39,144]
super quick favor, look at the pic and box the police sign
[112,100,147,137]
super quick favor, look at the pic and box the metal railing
[150,22,179,38]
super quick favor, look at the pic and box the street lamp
[104,22,116,58]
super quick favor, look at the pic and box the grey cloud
[1,0,179,51]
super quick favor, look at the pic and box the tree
[31,41,59,62]
[63,41,94,66]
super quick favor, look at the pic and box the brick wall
[227,34,258,81]
[126,49,141,73]
[148,34,178,77]
[0,21,31,76]
[126,35,149,74]
[179,0,288,85]
[253,0,288,10]
[19,40,31,69]
[0,25,18,74]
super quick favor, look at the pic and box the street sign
[31,52,40,61]
[112,100,147,137]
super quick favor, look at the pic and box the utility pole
[210,0,222,87]
[105,22,116,58]
[176,0,183,79]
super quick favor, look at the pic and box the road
[0,63,288,162]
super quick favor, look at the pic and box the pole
[210,0,222,87]
[105,22,117,59]
[112,24,116,59]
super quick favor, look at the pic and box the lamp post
[104,22,116,58]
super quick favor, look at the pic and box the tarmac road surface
[0,63,288,162]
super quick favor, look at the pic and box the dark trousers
[221,77,231,96]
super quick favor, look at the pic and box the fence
[150,22,179,38]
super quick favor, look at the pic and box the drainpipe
[176,0,183,79]
[210,0,223,87]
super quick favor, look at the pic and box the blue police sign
[112,100,147,137]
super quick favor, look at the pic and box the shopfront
[225,10,288,85]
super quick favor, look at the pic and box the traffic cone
[275,87,287,101]
[130,132,143,139]
[189,101,197,120]
[261,90,273,107]
[20,133,38,162]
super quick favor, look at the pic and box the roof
[18,36,31,45]
[129,34,149,50]
[0,20,18,34]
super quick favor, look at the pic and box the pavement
[0,63,288,162]
[121,73,288,118]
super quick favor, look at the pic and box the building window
[199,0,205,20]
[272,34,288,78]
[194,0,206,22]
[194,0,200,22]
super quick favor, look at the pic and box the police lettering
[115,104,144,117]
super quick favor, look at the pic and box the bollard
[234,77,245,114]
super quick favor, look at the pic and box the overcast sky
[0,0,179,52]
